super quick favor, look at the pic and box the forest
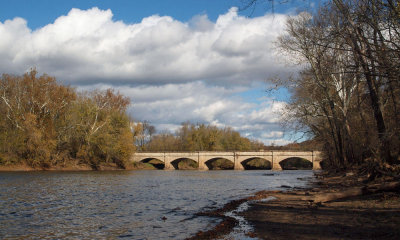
[0,70,134,169]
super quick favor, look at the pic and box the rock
[263,173,275,176]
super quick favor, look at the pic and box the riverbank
[0,161,157,171]
[188,171,400,240]
[243,173,400,239]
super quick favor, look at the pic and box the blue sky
[1,0,233,28]
[0,0,313,145]
[0,0,310,29]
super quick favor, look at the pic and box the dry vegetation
[0,70,134,170]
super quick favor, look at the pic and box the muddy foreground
[242,172,400,240]
[188,172,400,240]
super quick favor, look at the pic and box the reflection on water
[0,170,314,239]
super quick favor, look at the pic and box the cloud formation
[79,82,288,145]
[0,7,296,145]
[0,7,290,85]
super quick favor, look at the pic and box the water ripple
[0,170,314,239]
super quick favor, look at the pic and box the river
[0,170,315,239]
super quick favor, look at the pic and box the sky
[0,0,317,145]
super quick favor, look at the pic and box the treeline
[133,121,265,152]
[278,0,399,170]
[0,70,134,169]
[265,140,322,151]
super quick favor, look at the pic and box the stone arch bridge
[131,151,322,170]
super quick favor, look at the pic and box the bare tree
[276,0,400,169]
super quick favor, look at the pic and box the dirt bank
[0,161,156,171]
[241,173,400,239]
[0,164,93,171]
[187,172,400,240]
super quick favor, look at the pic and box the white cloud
[77,82,291,145]
[0,7,291,85]
[261,131,284,139]
[263,138,292,146]
[78,81,250,124]
[0,7,298,145]
[247,101,286,123]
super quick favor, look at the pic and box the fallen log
[309,181,400,203]
[366,181,400,193]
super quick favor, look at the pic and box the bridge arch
[140,158,165,169]
[170,158,198,170]
[205,158,234,170]
[279,157,312,170]
[240,157,272,170]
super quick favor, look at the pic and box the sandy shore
[188,172,400,240]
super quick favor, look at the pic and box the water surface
[0,170,314,239]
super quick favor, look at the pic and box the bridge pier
[164,156,174,170]
[313,161,321,170]
[198,154,208,170]
[272,161,283,170]
[234,155,246,170]
[234,159,245,170]
[312,151,322,170]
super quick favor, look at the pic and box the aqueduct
[131,151,322,170]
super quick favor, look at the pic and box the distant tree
[132,120,156,151]
[143,122,265,152]
[145,131,180,152]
